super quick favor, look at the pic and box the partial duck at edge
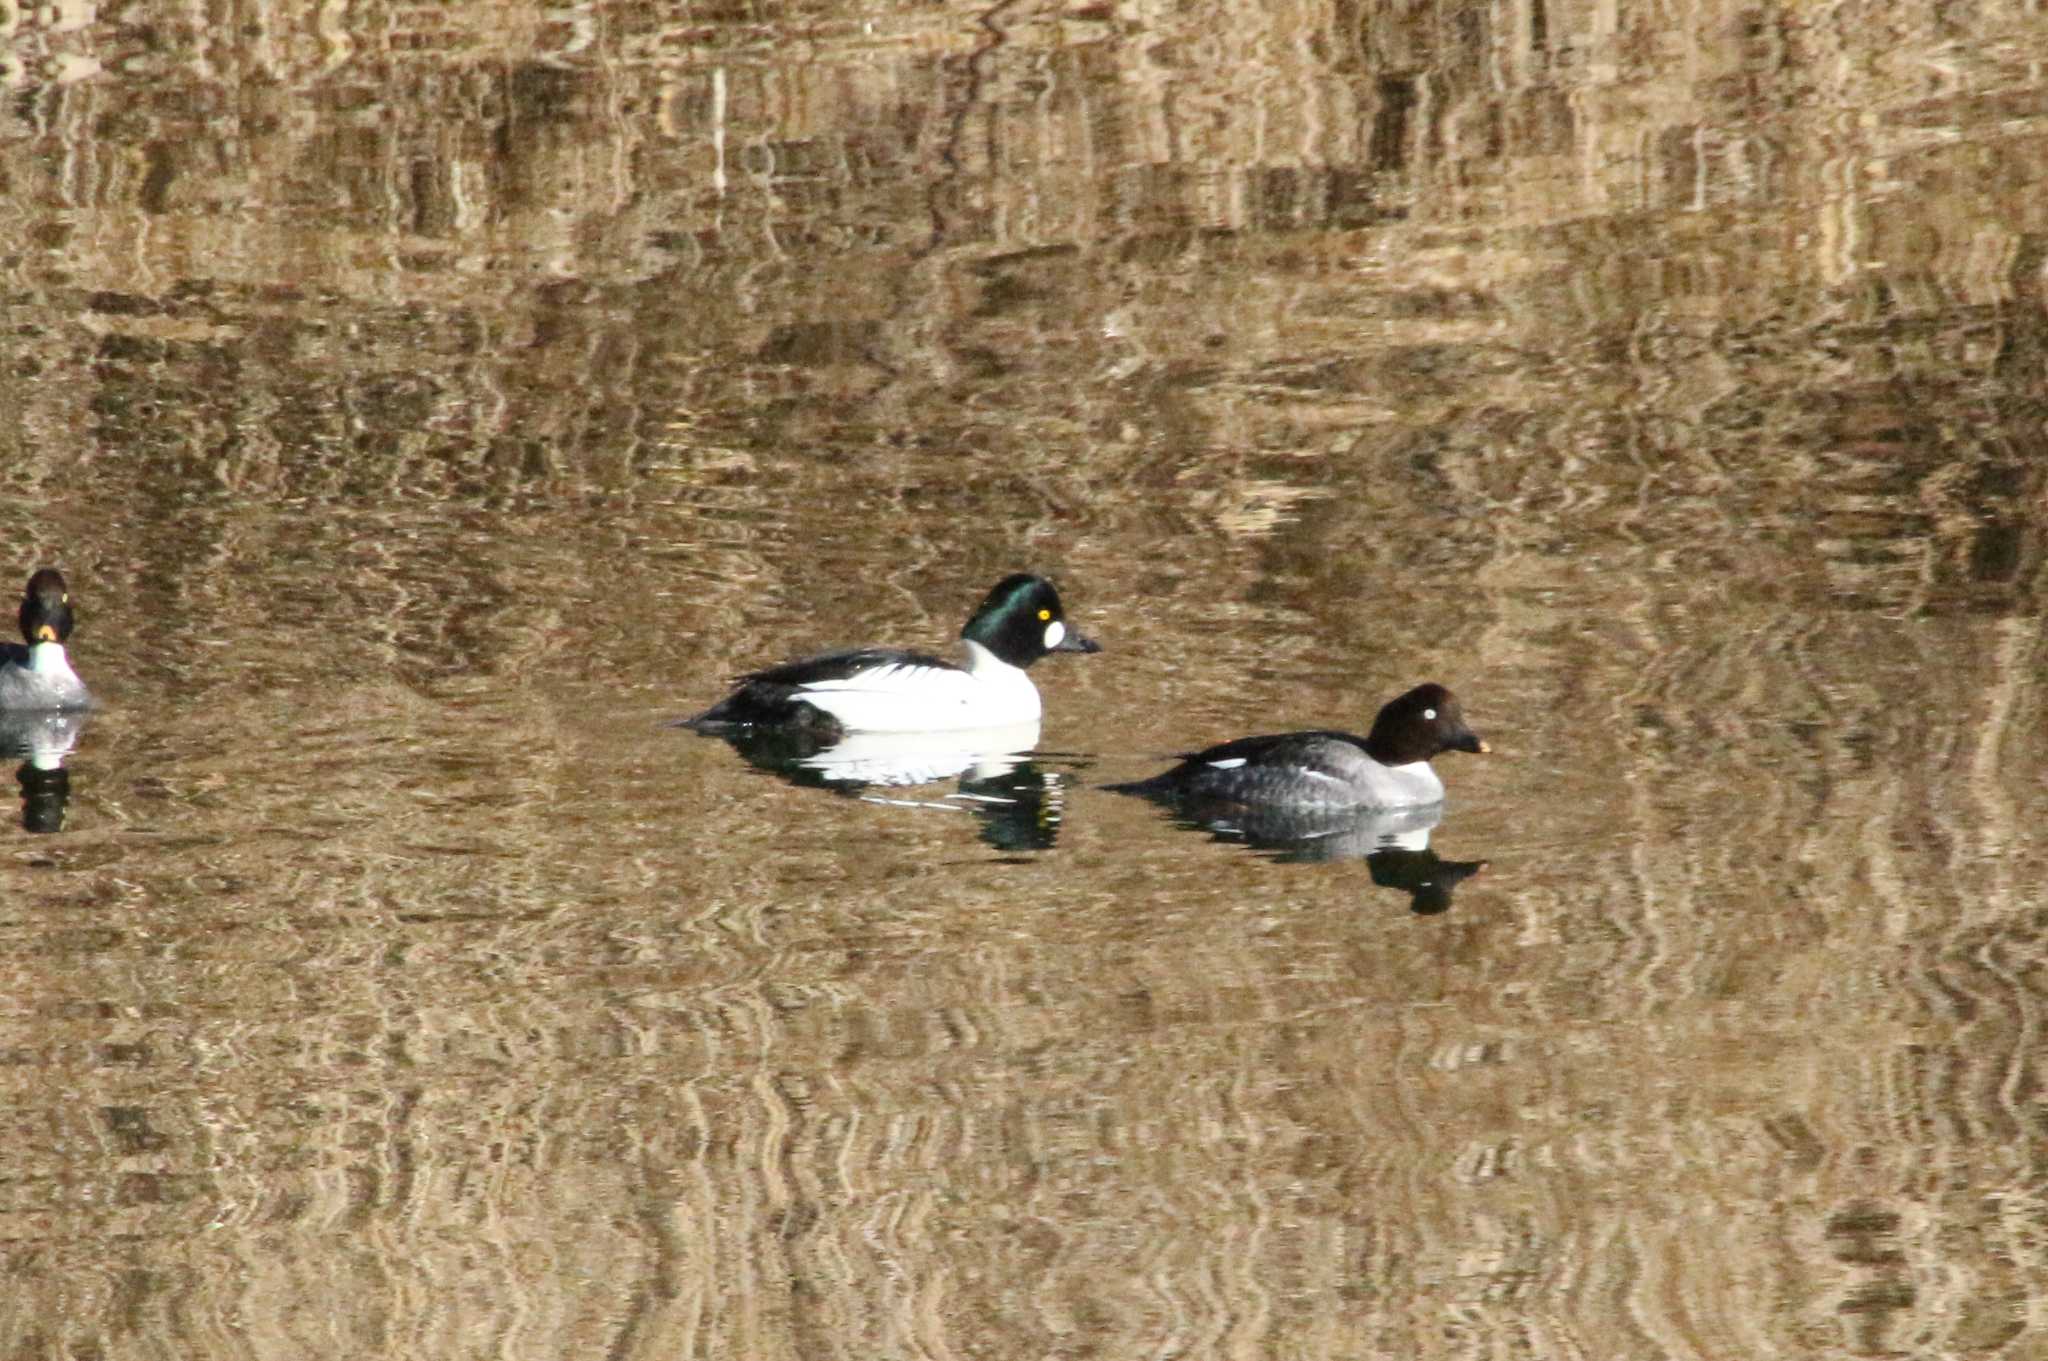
[0,569,90,713]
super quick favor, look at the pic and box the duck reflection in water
[0,711,88,834]
[687,719,1068,852]
[1112,795,1488,914]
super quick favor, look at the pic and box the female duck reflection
[1116,799,1487,914]
[0,569,94,834]
[1107,683,1491,913]
[677,574,1101,851]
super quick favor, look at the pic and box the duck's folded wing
[686,647,961,728]
[736,646,956,688]
[1174,729,1367,774]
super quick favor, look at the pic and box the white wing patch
[1207,757,1248,769]
[799,662,956,695]
[1304,769,1344,785]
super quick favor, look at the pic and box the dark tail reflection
[1111,794,1488,914]
[0,711,89,834]
[686,720,1067,851]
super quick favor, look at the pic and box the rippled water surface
[5,1,2048,1356]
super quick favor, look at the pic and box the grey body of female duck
[1110,682,1487,810]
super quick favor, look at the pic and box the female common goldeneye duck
[0,569,91,713]
[1109,682,1488,810]
[682,573,1100,736]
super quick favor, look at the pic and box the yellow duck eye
[1038,609,1051,621]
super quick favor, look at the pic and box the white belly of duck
[796,641,1043,733]
[0,642,91,712]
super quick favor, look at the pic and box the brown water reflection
[4,0,2048,1355]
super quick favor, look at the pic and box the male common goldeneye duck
[0,569,91,713]
[682,573,1100,736]
[1108,682,1488,810]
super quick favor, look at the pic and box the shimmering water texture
[4,0,2048,1357]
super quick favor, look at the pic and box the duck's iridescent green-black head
[960,573,1100,669]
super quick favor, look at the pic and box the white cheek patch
[1207,757,1248,770]
[1043,620,1065,649]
